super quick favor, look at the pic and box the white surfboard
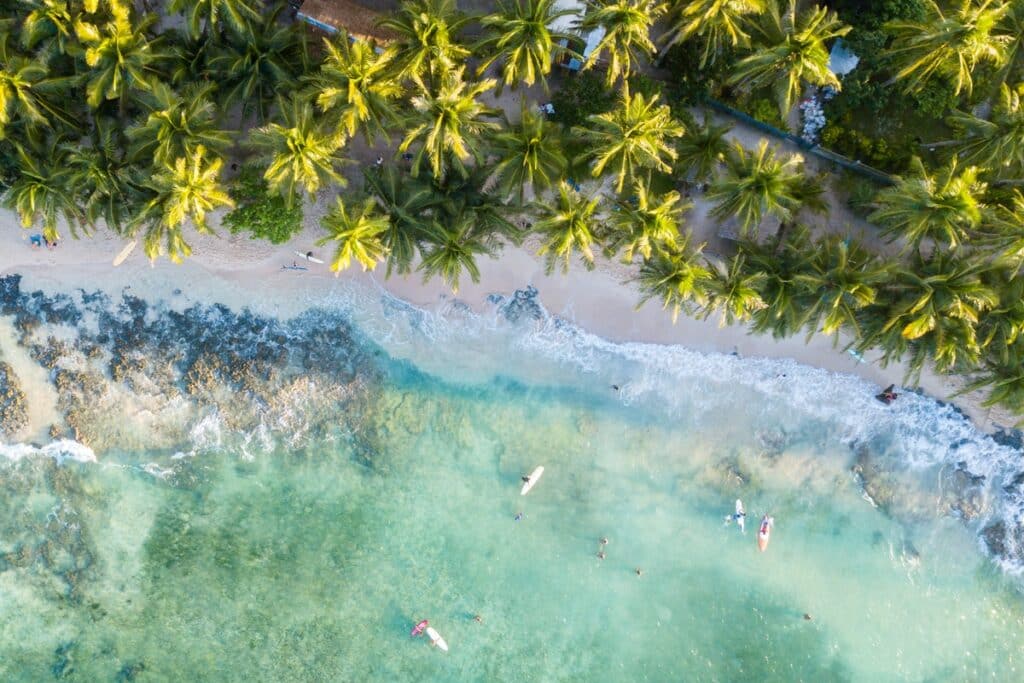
[520,466,544,495]
[294,250,325,264]
[113,239,138,266]
[735,499,746,533]
[425,626,448,652]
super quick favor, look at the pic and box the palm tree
[417,216,494,293]
[475,0,576,95]
[578,89,684,192]
[706,140,805,236]
[636,234,713,322]
[430,171,520,241]
[65,117,141,234]
[317,196,390,273]
[248,98,348,205]
[795,236,891,338]
[606,181,689,263]
[533,181,602,273]
[2,141,82,241]
[979,189,1024,270]
[945,83,1024,180]
[868,157,984,253]
[673,112,731,182]
[702,253,766,326]
[72,0,170,111]
[994,0,1024,87]
[978,266,1024,360]
[0,31,76,137]
[660,0,764,67]
[127,82,231,167]
[727,0,849,117]
[209,5,306,123]
[578,0,665,86]
[363,165,438,275]
[489,106,568,204]
[309,32,402,144]
[964,350,1024,414]
[739,225,814,337]
[378,0,471,88]
[20,0,74,53]
[135,144,234,262]
[168,0,260,40]
[399,70,499,181]
[863,253,999,374]
[884,0,1010,97]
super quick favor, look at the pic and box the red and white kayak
[757,515,774,552]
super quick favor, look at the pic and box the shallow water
[1,281,1023,681]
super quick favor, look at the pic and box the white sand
[0,201,1011,437]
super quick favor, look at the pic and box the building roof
[297,0,399,44]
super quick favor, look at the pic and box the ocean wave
[0,438,97,464]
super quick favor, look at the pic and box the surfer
[597,551,605,560]
[725,500,746,532]
[411,619,429,637]
[473,615,483,624]
[757,514,774,552]
[514,512,523,521]
[521,474,531,484]
[600,537,609,546]
[876,384,898,404]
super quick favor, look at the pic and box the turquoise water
[1,281,1023,680]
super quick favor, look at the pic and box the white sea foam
[0,439,97,464]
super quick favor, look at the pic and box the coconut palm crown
[727,0,849,117]
[475,0,577,95]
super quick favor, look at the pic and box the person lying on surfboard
[411,619,428,637]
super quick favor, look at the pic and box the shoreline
[0,208,1009,436]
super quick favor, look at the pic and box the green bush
[660,38,736,107]
[222,167,303,244]
[550,71,617,128]
[747,98,786,130]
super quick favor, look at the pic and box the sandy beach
[1,195,1010,437]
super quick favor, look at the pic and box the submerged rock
[939,465,987,520]
[0,362,29,438]
[851,446,898,513]
[499,286,544,323]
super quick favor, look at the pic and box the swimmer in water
[514,512,523,521]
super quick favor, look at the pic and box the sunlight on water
[0,280,1022,681]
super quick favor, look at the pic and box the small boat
[410,619,428,637]
[757,515,774,552]
[520,466,544,495]
[425,626,448,652]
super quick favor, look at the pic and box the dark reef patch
[0,274,385,454]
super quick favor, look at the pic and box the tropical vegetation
[2,0,1024,418]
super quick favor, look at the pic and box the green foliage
[747,98,785,129]
[659,38,736,107]
[222,166,303,244]
[550,71,616,128]
[818,123,913,171]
